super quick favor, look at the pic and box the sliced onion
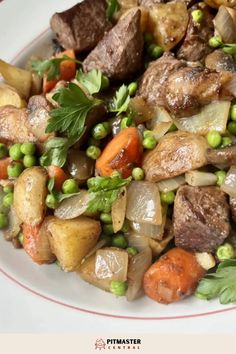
[213,6,236,44]
[83,239,108,262]
[95,248,129,282]
[148,219,174,257]
[112,187,127,233]
[157,175,185,192]
[225,75,236,97]
[173,101,231,135]
[66,150,94,183]
[128,233,150,252]
[54,190,90,219]
[185,171,217,187]
[221,166,236,197]
[126,181,162,225]
[129,97,155,124]
[146,106,173,140]
[126,247,152,301]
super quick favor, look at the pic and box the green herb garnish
[76,69,104,95]
[109,85,130,116]
[106,0,119,21]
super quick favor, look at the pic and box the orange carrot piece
[96,127,143,178]
[0,157,11,179]
[143,247,205,304]
[43,49,76,93]
[47,165,68,191]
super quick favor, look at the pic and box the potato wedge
[204,0,236,8]
[0,59,31,98]
[0,83,26,108]
[14,167,48,226]
[47,216,101,272]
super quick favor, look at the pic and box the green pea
[111,233,128,249]
[121,117,134,130]
[46,194,59,209]
[9,144,23,161]
[86,145,101,160]
[221,136,232,148]
[126,247,138,256]
[0,212,8,229]
[144,32,153,43]
[20,143,36,156]
[7,162,24,178]
[160,191,175,205]
[208,36,222,48]
[222,44,236,55]
[228,121,236,136]
[143,136,157,150]
[62,179,79,194]
[143,130,154,139]
[216,243,235,261]
[99,233,112,246]
[103,224,114,236]
[168,123,178,132]
[132,167,145,181]
[128,82,138,96]
[23,155,37,168]
[206,130,222,148]
[230,104,236,122]
[151,45,164,59]
[121,220,130,233]
[3,185,13,194]
[215,170,226,186]
[3,192,14,208]
[110,280,128,296]
[0,143,8,158]
[92,123,109,140]
[101,75,110,90]
[100,213,112,224]
[191,9,203,23]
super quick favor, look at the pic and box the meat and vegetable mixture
[1,0,236,305]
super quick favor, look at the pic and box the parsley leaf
[76,69,103,95]
[48,178,55,193]
[54,191,80,203]
[109,84,130,116]
[86,175,131,213]
[106,0,119,21]
[40,136,77,168]
[46,83,102,137]
[195,259,236,304]
[31,55,81,81]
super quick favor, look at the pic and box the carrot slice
[47,165,68,191]
[43,49,76,93]
[96,127,143,178]
[0,157,11,179]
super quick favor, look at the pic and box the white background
[0,0,236,333]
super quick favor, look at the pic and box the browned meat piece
[27,95,54,143]
[206,145,236,166]
[137,53,186,107]
[174,186,230,252]
[50,0,112,52]
[139,0,195,7]
[230,197,236,223]
[143,131,208,182]
[83,8,143,80]
[164,67,233,117]
[177,5,214,63]
[0,106,36,144]
[205,50,236,73]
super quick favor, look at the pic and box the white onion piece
[157,175,185,192]
[129,97,155,124]
[173,101,230,135]
[128,233,150,252]
[185,171,217,187]
[54,190,90,219]
[112,187,127,233]
[221,166,236,197]
[95,248,128,282]
[225,75,236,97]
[213,6,236,44]
[195,252,216,271]
[148,232,173,257]
[83,239,107,262]
[126,181,162,225]
[126,247,152,301]
[146,106,173,140]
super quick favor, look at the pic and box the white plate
[0,0,236,320]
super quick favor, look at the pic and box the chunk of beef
[206,145,236,166]
[205,50,236,73]
[137,53,186,107]
[139,0,195,7]
[50,0,112,52]
[174,186,230,253]
[143,131,208,182]
[83,8,143,80]
[230,197,236,223]
[165,66,233,117]
[177,5,214,63]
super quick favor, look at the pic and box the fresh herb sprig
[106,0,119,21]
[31,55,81,81]
[46,83,102,137]
[76,69,108,95]
[47,177,80,207]
[195,259,236,304]
[109,84,131,116]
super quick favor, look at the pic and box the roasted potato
[0,83,26,108]
[47,216,101,272]
[14,167,48,226]
[204,0,236,8]
[143,131,208,182]
[119,5,149,32]
[0,59,32,98]
[147,3,189,50]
